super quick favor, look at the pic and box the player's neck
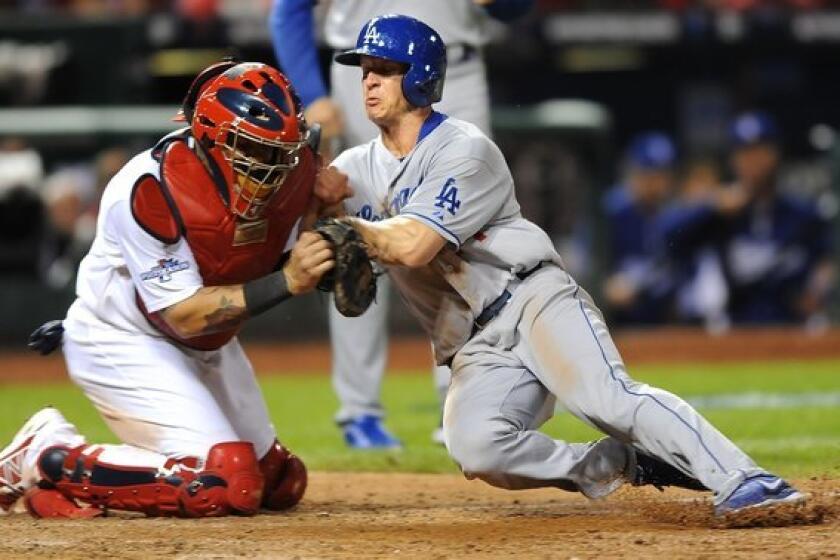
[379,107,432,159]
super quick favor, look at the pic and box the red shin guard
[33,442,264,518]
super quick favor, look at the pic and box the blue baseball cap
[627,132,676,170]
[730,111,779,148]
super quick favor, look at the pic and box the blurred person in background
[40,147,130,289]
[601,131,678,325]
[15,0,160,16]
[665,158,730,331]
[0,137,46,279]
[270,0,534,449]
[662,111,836,326]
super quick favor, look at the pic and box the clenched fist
[314,165,353,207]
[283,231,335,295]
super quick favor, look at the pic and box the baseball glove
[313,218,377,317]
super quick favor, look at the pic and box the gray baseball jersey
[334,113,562,363]
[336,111,768,501]
[322,1,493,424]
[323,0,491,50]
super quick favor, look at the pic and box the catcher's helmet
[190,62,308,220]
[334,14,447,108]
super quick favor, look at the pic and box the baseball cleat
[632,451,707,491]
[714,475,805,516]
[340,415,402,450]
[0,407,67,512]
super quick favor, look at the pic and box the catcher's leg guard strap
[37,442,264,518]
[259,441,307,510]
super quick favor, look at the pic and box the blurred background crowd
[0,0,838,343]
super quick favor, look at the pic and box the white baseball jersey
[67,141,300,334]
[61,137,280,462]
[67,147,204,334]
[334,114,563,363]
[323,0,491,50]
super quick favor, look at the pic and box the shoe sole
[716,490,807,516]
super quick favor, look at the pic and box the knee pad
[183,441,264,517]
[259,441,307,510]
[33,442,264,518]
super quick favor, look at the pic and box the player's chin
[367,110,388,127]
[365,105,382,122]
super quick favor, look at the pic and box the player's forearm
[160,276,294,339]
[159,232,333,338]
[346,216,445,267]
[160,285,250,338]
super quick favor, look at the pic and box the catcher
[0,60,349,518]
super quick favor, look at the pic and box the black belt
[472,262,545,333]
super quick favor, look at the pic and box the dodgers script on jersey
[334,114,563,363]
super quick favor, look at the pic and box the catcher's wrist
[243,271,293,316]
[281,263,312,295]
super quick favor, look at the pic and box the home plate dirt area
[1,474,838,560]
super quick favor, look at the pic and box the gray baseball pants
[443,266,765,503]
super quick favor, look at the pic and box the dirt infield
[2,327,840,383]
[1,474,838,559]
[2,330,838,558]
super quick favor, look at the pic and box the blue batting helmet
[627,132,676,170]
[334,14,447,108]
[729,111,779,148]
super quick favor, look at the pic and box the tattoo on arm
[199,287,246,334]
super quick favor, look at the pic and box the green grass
[1,359,839,478]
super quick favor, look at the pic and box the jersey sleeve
[398,142,511,249]
[108,199,204,313]
[269,0,326,108]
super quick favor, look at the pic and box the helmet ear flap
[404,68,445,107]
[177,58,240,124]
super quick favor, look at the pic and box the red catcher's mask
[191,62,308,220]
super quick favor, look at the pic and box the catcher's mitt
[314,218,377,317]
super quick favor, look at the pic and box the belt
[472,262,545,333]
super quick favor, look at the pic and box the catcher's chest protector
[131,139,315,349]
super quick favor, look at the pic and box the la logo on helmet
[363,25,381,45]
